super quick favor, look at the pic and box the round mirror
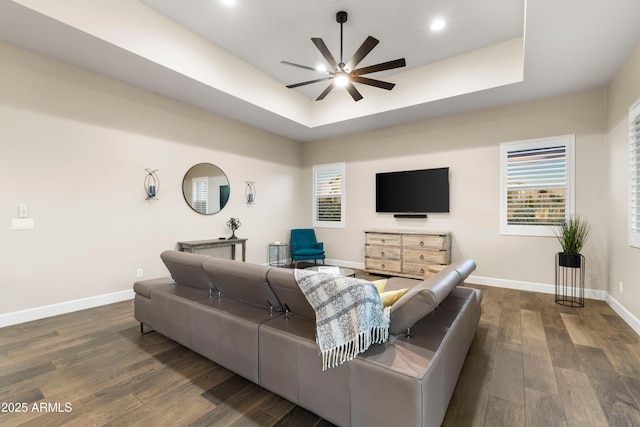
[182,163,230,215]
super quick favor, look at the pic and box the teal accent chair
[290,229,325,268]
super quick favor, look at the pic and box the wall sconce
[245,181,256,204]
[145,168,159,200]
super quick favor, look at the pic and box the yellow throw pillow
[371,279,387,294]
[379,288,409,307]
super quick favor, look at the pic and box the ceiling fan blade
[351,76,396,90]
[286,77,334,89]
[352,58,407,76]
[345,36,379,71]
[311,38,340,71]
[316,82,336,101]
[345,82,363,102]
[281,61,331,74]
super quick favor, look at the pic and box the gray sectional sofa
[133,250,481,427]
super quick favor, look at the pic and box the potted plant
[555,215,591,268]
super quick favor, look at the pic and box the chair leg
[322,259,325,265]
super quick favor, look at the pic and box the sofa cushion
[380,288,409,307]
[389,259,476,334]
[160,250,214,291]
[371,278,387,293]
[266,267,316,321]
[134,277,174,298]
[202,258,282,311]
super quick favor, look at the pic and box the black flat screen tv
[376,167,449,213]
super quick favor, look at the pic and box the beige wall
[0,42,304,315]
[2,35,639,327]
[303,89,608,290]
[606,43,640,319]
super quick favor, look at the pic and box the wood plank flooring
[1,279,640,426]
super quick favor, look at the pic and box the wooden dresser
[364,230,451,279]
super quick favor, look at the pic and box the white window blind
[192,177,208,215]
[500,135,575,236]
[630,99,640,248]
[313,163,345,228]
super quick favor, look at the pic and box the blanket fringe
[321,325,390,371]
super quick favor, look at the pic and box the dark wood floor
[1,277,640,426]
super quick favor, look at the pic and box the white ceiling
[1,0,639,142]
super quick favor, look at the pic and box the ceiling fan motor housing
[336,11,348,24]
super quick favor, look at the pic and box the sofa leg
[140,323,153,334]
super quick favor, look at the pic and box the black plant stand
[555,253,585,307]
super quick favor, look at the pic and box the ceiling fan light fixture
[282,11,406,101]
[315,64,327,72]
[334,73,349,87]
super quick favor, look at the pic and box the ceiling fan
[282,11,406,102]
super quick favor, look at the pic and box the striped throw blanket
[294,269,390,370]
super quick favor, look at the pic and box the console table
[178,238,247,261]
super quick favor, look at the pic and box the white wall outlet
[136,268,144,278]
[619,281,624,293]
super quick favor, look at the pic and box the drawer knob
[420,268,425,273]
[381,264,385,269]
[420,254,424,260]
[381,252,385,257]
[420,241,424,246]
[381,239,385,243]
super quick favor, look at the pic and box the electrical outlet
[136,268,143,278]
[620,281,624,293]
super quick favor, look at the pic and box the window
[500,135,575,236]
[313,163,345,228]
[192,177,208,214]
[630,98,640,248]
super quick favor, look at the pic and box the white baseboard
[466,275,609,301]
[606,295,640,336]
[0,290,135,328]
[3,266,638,337]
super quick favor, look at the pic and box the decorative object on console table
[364,230,451,279]
[554,215,591,307]
[227,217,241,239]
[245,181,256,204]
[144,168,159,200]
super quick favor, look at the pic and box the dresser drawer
[365,258,401,273]
[402,262,429,277]
[366,233,401,246]
[402,234,448,249]
[366,245,401,260]
[403,248,449,264]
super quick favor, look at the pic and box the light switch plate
[19,204,28,218]
[12,218,34,229]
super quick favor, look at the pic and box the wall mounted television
[376,167,450,214]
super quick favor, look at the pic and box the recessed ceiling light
[430,19,446,31]
[221,0,236,5]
